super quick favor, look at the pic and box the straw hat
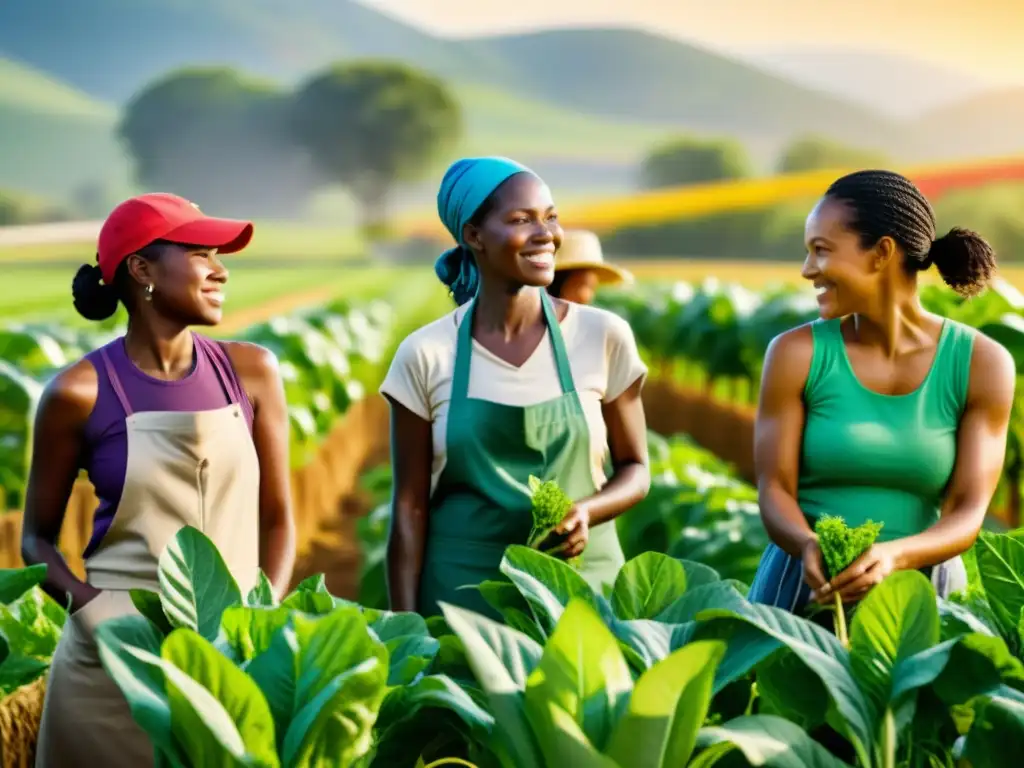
[554,230,633,286]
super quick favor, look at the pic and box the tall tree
[639,136,752,189]
[776,135,889,174]
[119,67,315,217]
[290,61,462,236]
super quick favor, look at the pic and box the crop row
[2,428,1021,766]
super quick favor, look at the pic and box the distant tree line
[116,62,462,235]
[605,135,1024,262]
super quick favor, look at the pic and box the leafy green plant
[525,475,580,569]
[0,564,62,696]
[91,526,491,768]
[701,569,1016,768]
[815,516,884,647]
[442,596,849,767]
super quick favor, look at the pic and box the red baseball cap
[97,193,254,284]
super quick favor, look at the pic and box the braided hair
[824,170,996,298]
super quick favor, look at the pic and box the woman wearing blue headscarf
[379,157,651,618]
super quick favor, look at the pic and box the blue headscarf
[434,156,536,305]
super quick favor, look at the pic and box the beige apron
[35,345,260,768]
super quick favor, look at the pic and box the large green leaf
[219,605,293,664]
[975,531,1024,640]
[962,685,1024,768]
[94,616,182,764]
[524,598,634,755]
[500,545,596,635]
[848,570,940,708]
[384,634,440,686]
[0,565,46,603]
[604,639,723,767]
[161,629,280,767]
[246,606,388,767]
[478,580,546,642]
[158,526,242,640]
[694,714,855,767]
[441,602,545,768]
[698,603,874,766]
[610,552,688,620]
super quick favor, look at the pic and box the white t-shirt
[379,301,648,496]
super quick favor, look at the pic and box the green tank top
[798,317,976,541]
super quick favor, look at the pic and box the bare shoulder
[219,340,280,386]
[761,323,816,391]
[38,357,99,423]
[968,331,1016,406]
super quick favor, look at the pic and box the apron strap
[199,336,238,405]
[99,347,134,417]
[540,291,575,394]
[451,301,475,406]
[452,291,577,403]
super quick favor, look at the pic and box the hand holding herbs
[526,475,585,568]
[812,515,884,647]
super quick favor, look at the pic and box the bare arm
[21,361,101,612]
[384,399,433,612]
[578,377,650,526]
[893,334,1015,571]
[754,327,818,557]
[226,342,296,597]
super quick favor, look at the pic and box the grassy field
[2,264,421,330]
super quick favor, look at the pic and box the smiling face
[463,173,563,289]
[802,197,889,320]
[126,242,229,326]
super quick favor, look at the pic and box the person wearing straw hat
[547,229,633,305]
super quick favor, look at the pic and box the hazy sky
[365,0,1024,85]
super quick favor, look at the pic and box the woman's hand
[813,541,900,604]
[542,505,590,560]
[800,537,828,593]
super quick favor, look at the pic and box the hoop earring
[144,284,154,302]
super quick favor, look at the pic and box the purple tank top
[81,333,255,556]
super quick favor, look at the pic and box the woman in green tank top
[748,169,1015,616]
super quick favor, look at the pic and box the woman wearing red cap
[22,193,296,767]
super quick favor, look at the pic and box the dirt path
[217,286,346,333]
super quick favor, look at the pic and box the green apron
[419,291,625,619]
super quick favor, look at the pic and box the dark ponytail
[72,262,119,321]
[824,169,997,298]
[72,240,169,321]
[927,227,996,298]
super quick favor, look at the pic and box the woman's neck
[851,278,930,356]
[473,283,543,338]
[123,317,194,377]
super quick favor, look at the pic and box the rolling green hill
[0,59,130,201]
[0,57,676,202]
[0,1,900,143]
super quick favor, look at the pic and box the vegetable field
[0,272,451,508]
[3,429,1024,766]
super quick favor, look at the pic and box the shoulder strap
[98,343,134,417]
[199,335,256,425]
[935,319,976,413]
[803,318,843,399]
